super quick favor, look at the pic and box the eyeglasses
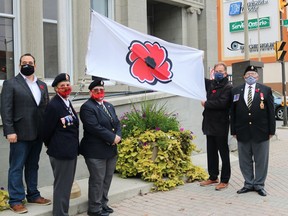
[244,72,258,77]
[91,88,104,93]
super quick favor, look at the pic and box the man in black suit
[80,79,121,216]
[42,73,79,216]
[200,62,232,191]
[231,65,276,196]
[1,53,51,214]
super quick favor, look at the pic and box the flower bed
[116,101,208,191]
[0,187,9,211]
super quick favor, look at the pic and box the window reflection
[91,0,108,16]
[43,0,58,78]
[0,0,12,14]
[43,22,58,78]
[43,0,57,20]
[0,17,14,80]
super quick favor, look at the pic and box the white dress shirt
[21,73,41,106]
[244,83,256,106]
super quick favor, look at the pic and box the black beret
[244,65,258,75]
[88,79,105,90]
[52,73,70,87]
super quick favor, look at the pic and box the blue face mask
[214,72,224,81]
[245,76,257,85]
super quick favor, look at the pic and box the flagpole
[244,0,249,60]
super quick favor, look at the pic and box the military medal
[65,116,71,126]
[260,92,264,109]
[260,101,264,109]
[60,117,66,128]
[260,92,264,100]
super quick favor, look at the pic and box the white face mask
[245,76,257,85]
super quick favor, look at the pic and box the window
[0,0,12,14]
[91,0,108,16]
[91,0,113,18]
[43,0,58,78]
[0,0,14,80]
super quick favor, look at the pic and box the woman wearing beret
[42,73,79,216]
[80,79,121,216]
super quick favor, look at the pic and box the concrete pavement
[76,122,288,216]
[1,121,287,216]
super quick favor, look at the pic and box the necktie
[101,104,113,120]
[247,86,252,109]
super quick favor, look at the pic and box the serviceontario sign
[219,0,280,62]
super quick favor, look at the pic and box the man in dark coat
[231,65,276,196]
[200,62,232,190]
[1,53,51,214]
[42,73,79,216]
[80,79,121,216]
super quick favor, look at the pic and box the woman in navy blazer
[42,73,79,216]
[80,79,121,216]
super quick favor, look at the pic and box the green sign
[229,17,270,33]
[283,19,288,27]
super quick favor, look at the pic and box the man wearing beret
[80,79,121,216]
[1,53,51,214]
[42,73,79,216]
[231,65,276,196]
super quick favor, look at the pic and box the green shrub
[120,101,180,139]
[0,188,9,211]
[117,101,208,191]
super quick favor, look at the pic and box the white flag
[85,11,206,100]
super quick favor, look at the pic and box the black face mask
[21,64,34,76]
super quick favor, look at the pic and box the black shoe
[237,187,254,194]
[102,205,114,213]
[256,188,267,196]
[87,210,109,216]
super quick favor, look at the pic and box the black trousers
[206,135,231,183]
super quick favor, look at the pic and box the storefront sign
[229,16,270,32]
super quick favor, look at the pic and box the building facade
[0,0,215,91]
[0,0,213,189]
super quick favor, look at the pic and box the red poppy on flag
[126,40,173,85]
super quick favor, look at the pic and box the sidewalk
[77,123,288,216]
[1,123,287,216]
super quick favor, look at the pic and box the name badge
[233,94,240,102]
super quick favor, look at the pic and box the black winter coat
[202,77,232,136]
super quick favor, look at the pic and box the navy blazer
[230,83,276,142]
[79,98,122,159]
[42,94,79,160]
[1,74,49,141]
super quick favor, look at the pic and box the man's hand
[201,101,206,107]
[7,133,17,143]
